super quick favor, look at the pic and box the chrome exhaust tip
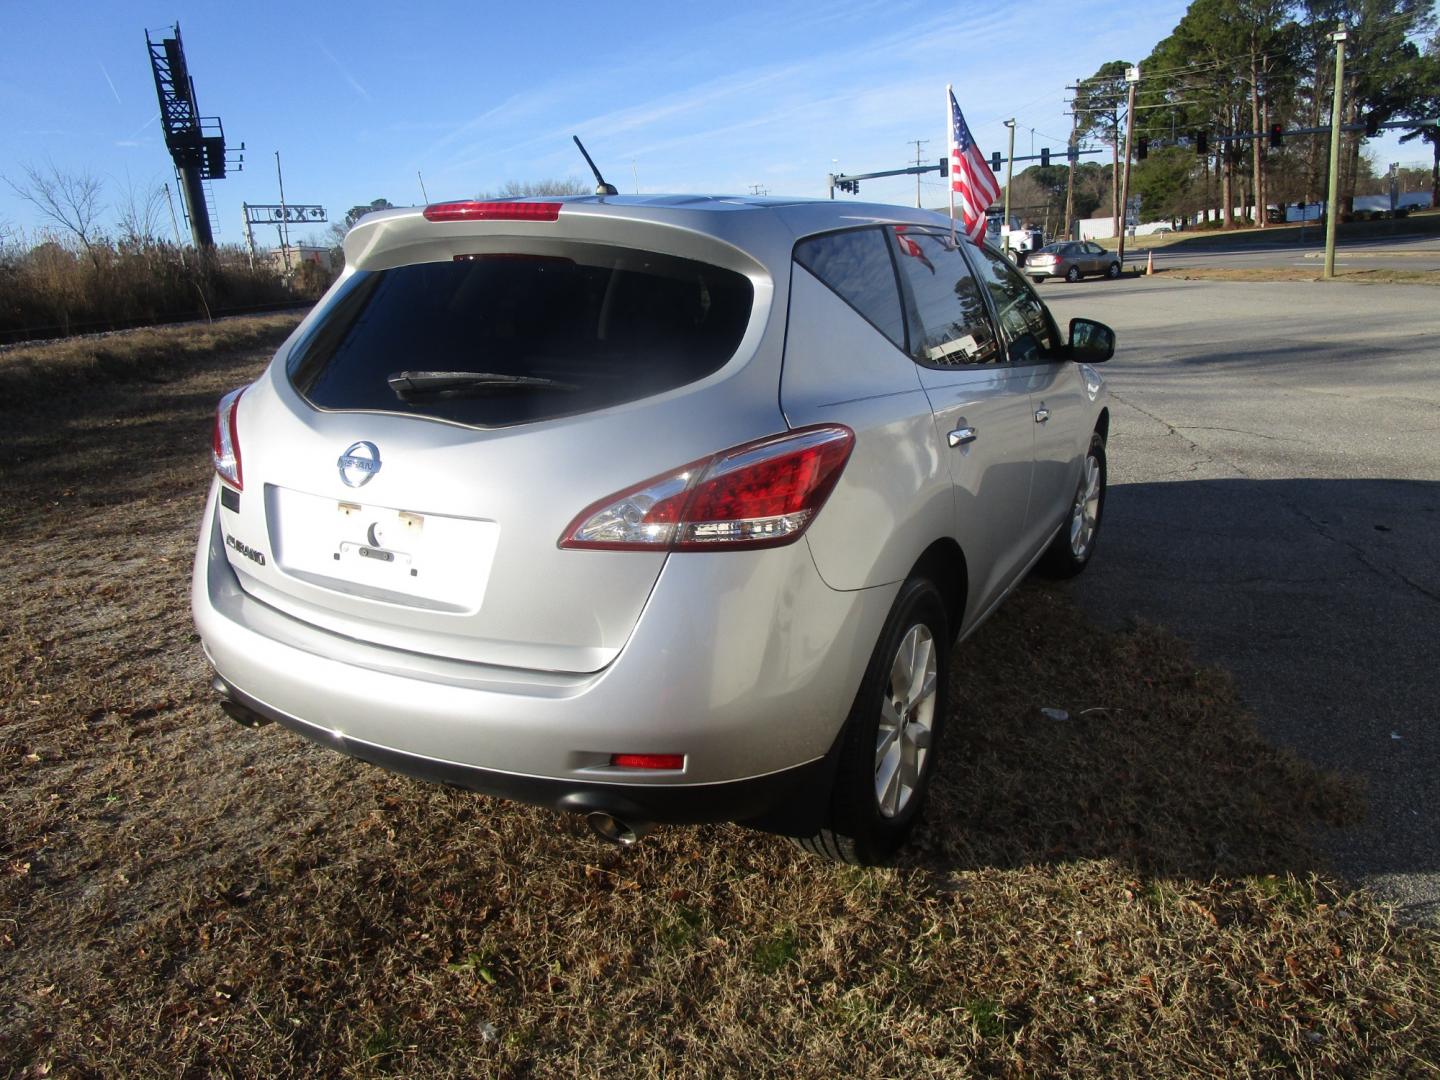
[586,811,654,846]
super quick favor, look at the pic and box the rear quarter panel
[781,267,951,591]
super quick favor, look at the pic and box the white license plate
[265,486,498,612]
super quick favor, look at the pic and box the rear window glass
[287,246,754,428]
[793,228,906,350]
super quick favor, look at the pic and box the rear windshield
[287,245,754,428]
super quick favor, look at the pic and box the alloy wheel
[1069,452,1102,558]
[874,623,937,818]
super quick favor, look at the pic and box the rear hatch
[218,201,785,673]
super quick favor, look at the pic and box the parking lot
[1044,275,1440,924]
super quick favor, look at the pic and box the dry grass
[0,239,321,343]
[1151,266,1440,284]
[1097,209,1440,252]
[2,327,1438,1077]
[0,313,304,410]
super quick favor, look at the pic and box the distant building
[269,245,336,275]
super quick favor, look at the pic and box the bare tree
[3,161,107,256]
[484,177,591,198]
[116,177,168,246]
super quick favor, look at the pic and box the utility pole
[1003,119,1016,245]
[1117,65,1140,268]
[909,139,929,208]
[1323,26,1347,279]
[1064,80,1081,241]
[242,202,256,267]
[275,151,291,273]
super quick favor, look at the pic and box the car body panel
[780,267,951,593]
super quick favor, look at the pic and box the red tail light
[212,386,246,490]
[609,753,684,770]
[559,425,854,552]
[423,201,562,222]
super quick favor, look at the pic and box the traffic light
[1137,138,1148,160]
[990,151,1001,172]
[1194,131,1208,155]
[1040,147,1050,167]
[938,157,948,178]
[1364,112,1380,136]
[1269,123,1283,149]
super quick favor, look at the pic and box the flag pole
[946,84,957,246]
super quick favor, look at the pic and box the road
[1044,276,1440,924]
[1114,230,1440,272]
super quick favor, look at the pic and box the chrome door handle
[947,426,978,447]
[1034,407,1050,424]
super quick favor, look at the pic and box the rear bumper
[192,483,896,822]
[211,674,839,827]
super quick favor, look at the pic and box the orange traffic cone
[1145,250,1154,276]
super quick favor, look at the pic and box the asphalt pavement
[1043,275,1440,924]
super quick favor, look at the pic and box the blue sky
[0,0,1420,247]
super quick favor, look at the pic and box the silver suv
[193,195,1114,863]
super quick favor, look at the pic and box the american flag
[948,87,1000,245]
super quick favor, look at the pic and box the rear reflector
[609,753,684,770]
[212,386,246,490]
[559,425,854,552]
[423,201,562,222]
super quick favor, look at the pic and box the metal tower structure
[145,24,241,248]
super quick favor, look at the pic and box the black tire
[791,577,951,865]
[1065,265,1081,283]
[1030,277,1045,285]
[1037,432,1106,579]
[1106,261,1121,279]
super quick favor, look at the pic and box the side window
[1085,242,1105,256]
[793,228,906,350]
[886,227,1000,366]
[969,245,1062,364]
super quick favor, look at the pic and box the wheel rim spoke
[875,743,902,815]
[876,699,902,759]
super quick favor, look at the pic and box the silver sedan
[1026,241,1123,283]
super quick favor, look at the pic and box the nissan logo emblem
[338,441,382,488]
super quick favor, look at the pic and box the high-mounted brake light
[559,425,854,552]
[423,201,562,223]
[609,753,685,770]
[212,386,246,490]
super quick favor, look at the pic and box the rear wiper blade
[386,370,578,400]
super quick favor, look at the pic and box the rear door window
[287,245,754,429]
[886,227,1000,366]
[793,228,906,350]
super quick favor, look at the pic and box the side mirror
[1068,317,1115,364]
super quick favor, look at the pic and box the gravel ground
[1043,276,1440,925]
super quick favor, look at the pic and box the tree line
[1008,0,1438,234]
[0,163,334,341]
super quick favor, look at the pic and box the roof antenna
[573,136,619,196]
